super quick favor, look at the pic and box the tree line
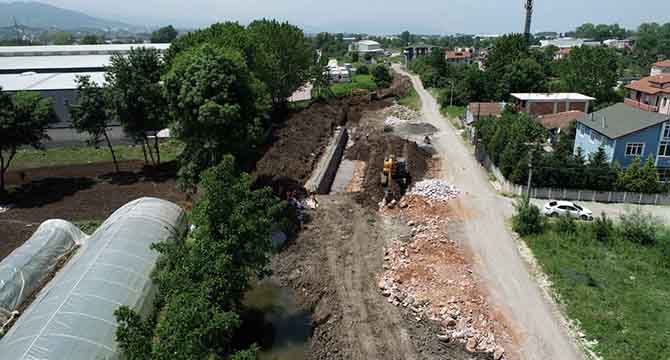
[475,111,666,194]
[409,34,622,110]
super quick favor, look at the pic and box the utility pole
[523,0,534,42]
[13,17,21,44]
[526,156,533,205]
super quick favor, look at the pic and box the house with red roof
[625,74,670,115]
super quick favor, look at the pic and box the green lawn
[443,105,466,119]
[330,75,378,97]
[11,141,183,170]
[397,88,421,111]
[524,224,670,360]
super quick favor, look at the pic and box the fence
[475,144,670,206]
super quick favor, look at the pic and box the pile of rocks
[408,180,461,202]
[381,104,421,121]
[384,116,404,127]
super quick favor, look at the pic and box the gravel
[409,180,461,202]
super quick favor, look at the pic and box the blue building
[574,103,670,180]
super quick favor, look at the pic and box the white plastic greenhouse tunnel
[0,197,187,360]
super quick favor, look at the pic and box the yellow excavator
[381,153,410,202]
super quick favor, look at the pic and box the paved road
[394,64,585,360]
[528,199,670,223]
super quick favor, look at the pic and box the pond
[242,278,312,360]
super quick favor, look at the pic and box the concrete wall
[305,128,349,194]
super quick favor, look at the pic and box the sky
[10,0,670,34]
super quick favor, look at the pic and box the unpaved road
[394,64,585,360]
[274,195,489,360]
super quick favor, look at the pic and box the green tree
[485,34,530,95]
[69,75,119,172]
[500,57,546,97]
[151,25,178,43]
[165,44,271,189]
[80,34,102,44]
[585,146,618,191]
[400,31,411,46]
[357,64,369,75]
[106,47,167,165]
[247,19,314,110]
[512,197,545,236]
[0,90,57,192]
[372,65,393,88]
[616,157,660,193]
[559,46,620,105]
[53,31,74,45]
[116,156,286,359]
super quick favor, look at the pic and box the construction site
[0,71,516,360]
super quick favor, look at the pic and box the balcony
[625,98,659,112]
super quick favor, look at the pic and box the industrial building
[0,43,170,147]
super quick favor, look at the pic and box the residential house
[603,39,634,50]
[351,40,385,57]
[651,60,670,76]
[511,93,594,116]
[404,44,440,63]
[574,103,670,179]
[537,110,584,144]
[445,50,472,65]
[625,74,670,115]
[465,102,505,126]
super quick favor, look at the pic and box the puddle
[241,278,312,360]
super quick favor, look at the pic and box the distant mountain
[0,1,139,30]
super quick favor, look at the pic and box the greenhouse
[0,197,186,360]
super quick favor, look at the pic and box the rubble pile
[408,180,461,202]
[384,116,404,127]
[379,196,510,360]
[381,104,421,121]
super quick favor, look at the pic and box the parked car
[542,201,593,220]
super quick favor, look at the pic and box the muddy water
[242,278,312,360]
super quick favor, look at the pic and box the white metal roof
[0,43,170,57]
[0,72,106,91]
[0,55,112,71]
[358,40,381,46]
[511,93,596,101]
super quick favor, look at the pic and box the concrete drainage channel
[305,127,349,194]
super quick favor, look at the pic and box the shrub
[556,213,577,235]
[357,65,369,75]
[593,212,614,244]
[512,197,544,236]
[618,208,661,246]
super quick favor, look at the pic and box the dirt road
[274,195,488,360]
[394,64,585,360]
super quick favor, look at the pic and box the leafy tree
[400,31,411,45]
[513,197,545,236]
[165,44,271,190]
[357,64,369,75]
[372,65,393,88]
[500,57,546,97]
[116,156,286,359]
[106,47,167,165]
[53,31,74,45]
[0,90,57,192]
[559,46,620,105]
[80,34,102,44]
[247,19,314,110]
[617,157,660,193]
[585,146,618,191]
[485,34,529,90]
[69,75,119,172]
[151,25,178,43]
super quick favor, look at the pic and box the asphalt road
[394,64,585,360]
[528,199,670,224]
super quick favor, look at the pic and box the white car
[542,201,593,221]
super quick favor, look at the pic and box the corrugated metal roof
[511,93,596,101]
[0,55,112,72]
[577,103,670,139]
[0,72,106,91]
[0,43,170,57]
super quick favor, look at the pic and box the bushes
[619,208,661,246]
[357,65,369,75]
[593,213,614,243]
[372,65,392,88]
[512,198,545,236]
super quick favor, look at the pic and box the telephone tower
[523,0,534,41]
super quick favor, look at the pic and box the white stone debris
[408,180,461,202]
[381,104,421,121]
[384,116,404,127]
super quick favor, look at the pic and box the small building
[404,44,440,63]
[445,50,472,65]
[511,93,595,116]
[537,110,584,143]
[351,40,385,57]
[465,102,505,126]
[625,74,670,115]
[603,39,633,50]
[327,59,351,83]
[574,103,670,173]
[651,60,670,76]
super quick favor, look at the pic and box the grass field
[524,218,670,360]
[443,105,466,119]
[330,75,378,97]
[11,141,183,170]
[398,88,421,111]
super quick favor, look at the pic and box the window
[660,124,670,157]
[590,130,602,143]
[625,143,645,157]
[663,124,670,140]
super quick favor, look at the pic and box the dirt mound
[347,134,430,208]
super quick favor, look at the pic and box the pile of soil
[347,134,430,208]
[0,160,188,261]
